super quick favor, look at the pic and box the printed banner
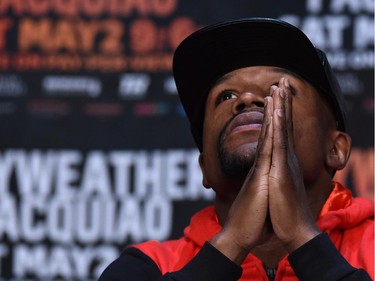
[0,0,373,280]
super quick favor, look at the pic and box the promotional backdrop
[0,0,373,280]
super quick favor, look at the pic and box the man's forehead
[210,66,307,89]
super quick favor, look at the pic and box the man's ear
[326,130,352,171]
[198,153,211,189]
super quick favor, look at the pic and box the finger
[272,79,288,166]
[259,95,274,151]
[282,78,294,149]
[253,94,274,175]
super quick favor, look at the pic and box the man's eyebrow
[210,74,234,89]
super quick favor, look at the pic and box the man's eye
[215,90,237,105]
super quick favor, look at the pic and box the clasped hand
[211,78,321,265]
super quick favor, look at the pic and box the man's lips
[226,110,264,135]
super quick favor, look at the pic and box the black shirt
[98,233,372,281]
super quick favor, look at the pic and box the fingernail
[279,89,285,98]
[271,85,277,96]
[276,108,283,117]
[284,78,290,88]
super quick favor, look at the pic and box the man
[99,18,374,281]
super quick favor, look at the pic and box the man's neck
[250,235,286,269]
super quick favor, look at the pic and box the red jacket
[133,182,374,280]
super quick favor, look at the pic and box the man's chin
[223,142,259,159]
[218,144,257,178]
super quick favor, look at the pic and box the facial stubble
[217,122,258,178]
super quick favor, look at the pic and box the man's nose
[232,92,265,114]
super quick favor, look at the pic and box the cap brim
[173,17,345,151]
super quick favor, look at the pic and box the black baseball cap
[173,17,347,152]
